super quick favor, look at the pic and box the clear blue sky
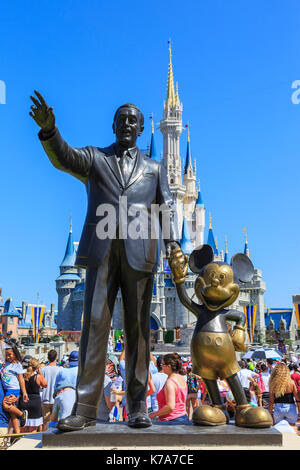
[0,0,299,310]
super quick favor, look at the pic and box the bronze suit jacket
[39,128,179,272]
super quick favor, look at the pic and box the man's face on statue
[113,107,143,148]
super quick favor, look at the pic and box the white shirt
[237,369,257,388]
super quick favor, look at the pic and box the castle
[55,43,269,345]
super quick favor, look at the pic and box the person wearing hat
[49,351,79,425]
[278,338,287,355]
[53,351,79,396]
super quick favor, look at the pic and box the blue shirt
[54,366,78,395]
[0,362,23,391]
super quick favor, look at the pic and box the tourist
[51,386,76,423]
[186,368,201,417]
[149,356,167,414]
[258,363,270,409]
[0,344,28,433]
[237,360,259,402]
[269,362,300,428]
[290,364,300,401]
[41,350,61,431]
[53,350,79,396]
[277,338,287,355]
[266,358,275,373]
[249,379,262,407]
[98,362,118,422]
[19,358,48,432]
[149,353,190,425]
[0,379,19,448]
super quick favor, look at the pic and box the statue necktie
[119,151,131,185]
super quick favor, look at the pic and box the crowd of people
[0,334,300,447]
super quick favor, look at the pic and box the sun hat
[69,350,79,366]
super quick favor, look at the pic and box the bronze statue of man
[30,91,181,431]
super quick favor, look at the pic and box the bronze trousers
[74,239,154,419]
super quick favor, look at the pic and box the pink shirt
[156,377,188,421]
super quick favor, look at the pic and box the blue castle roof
[195,189,204,208]
[180,218,194,255]
[60,229,76,267]
[184,138,192,174]
[149,126,160,162]
[4,298,19,316]
[207,229,218,255]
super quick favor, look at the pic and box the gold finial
[166,40,176,109]
[70,214,73,233]
[187,126,190,143]
[225,236,228,253]
[215,236,218,249]
[242,227,247,243]
[209,214,212,229]
[151,113,154,134]
[198,180,200,192]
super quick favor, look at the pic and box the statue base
[42,421,282,448]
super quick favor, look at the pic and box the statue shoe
[235,404,273,428]
[57,414,97,432]
[127,412,152,428]
[192,405,227,426]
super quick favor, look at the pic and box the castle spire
[166,40,176,109]
[149,114,159,162]
[195,181,204,208]
[243,228,250,257]
[184,127,193,174]
[60,222,76,267]
[224,236,228,263]
[207,214,218,255]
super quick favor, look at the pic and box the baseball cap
[69,350,79,366]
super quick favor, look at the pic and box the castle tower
[56,220,81,331]
[160,41,185,231]
[183,128,197,222]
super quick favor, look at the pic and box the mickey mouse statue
[169,244,272,428]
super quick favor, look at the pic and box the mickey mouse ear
[189,245,214,273]
[230,253,254,283]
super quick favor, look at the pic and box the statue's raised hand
[29,90,55,132]
[169,247,189,284]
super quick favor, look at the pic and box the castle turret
[56,221,81,331]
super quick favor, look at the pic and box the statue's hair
[113,103,144,128]
[269,363,292,398]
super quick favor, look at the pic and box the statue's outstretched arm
[30,90,93,184]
